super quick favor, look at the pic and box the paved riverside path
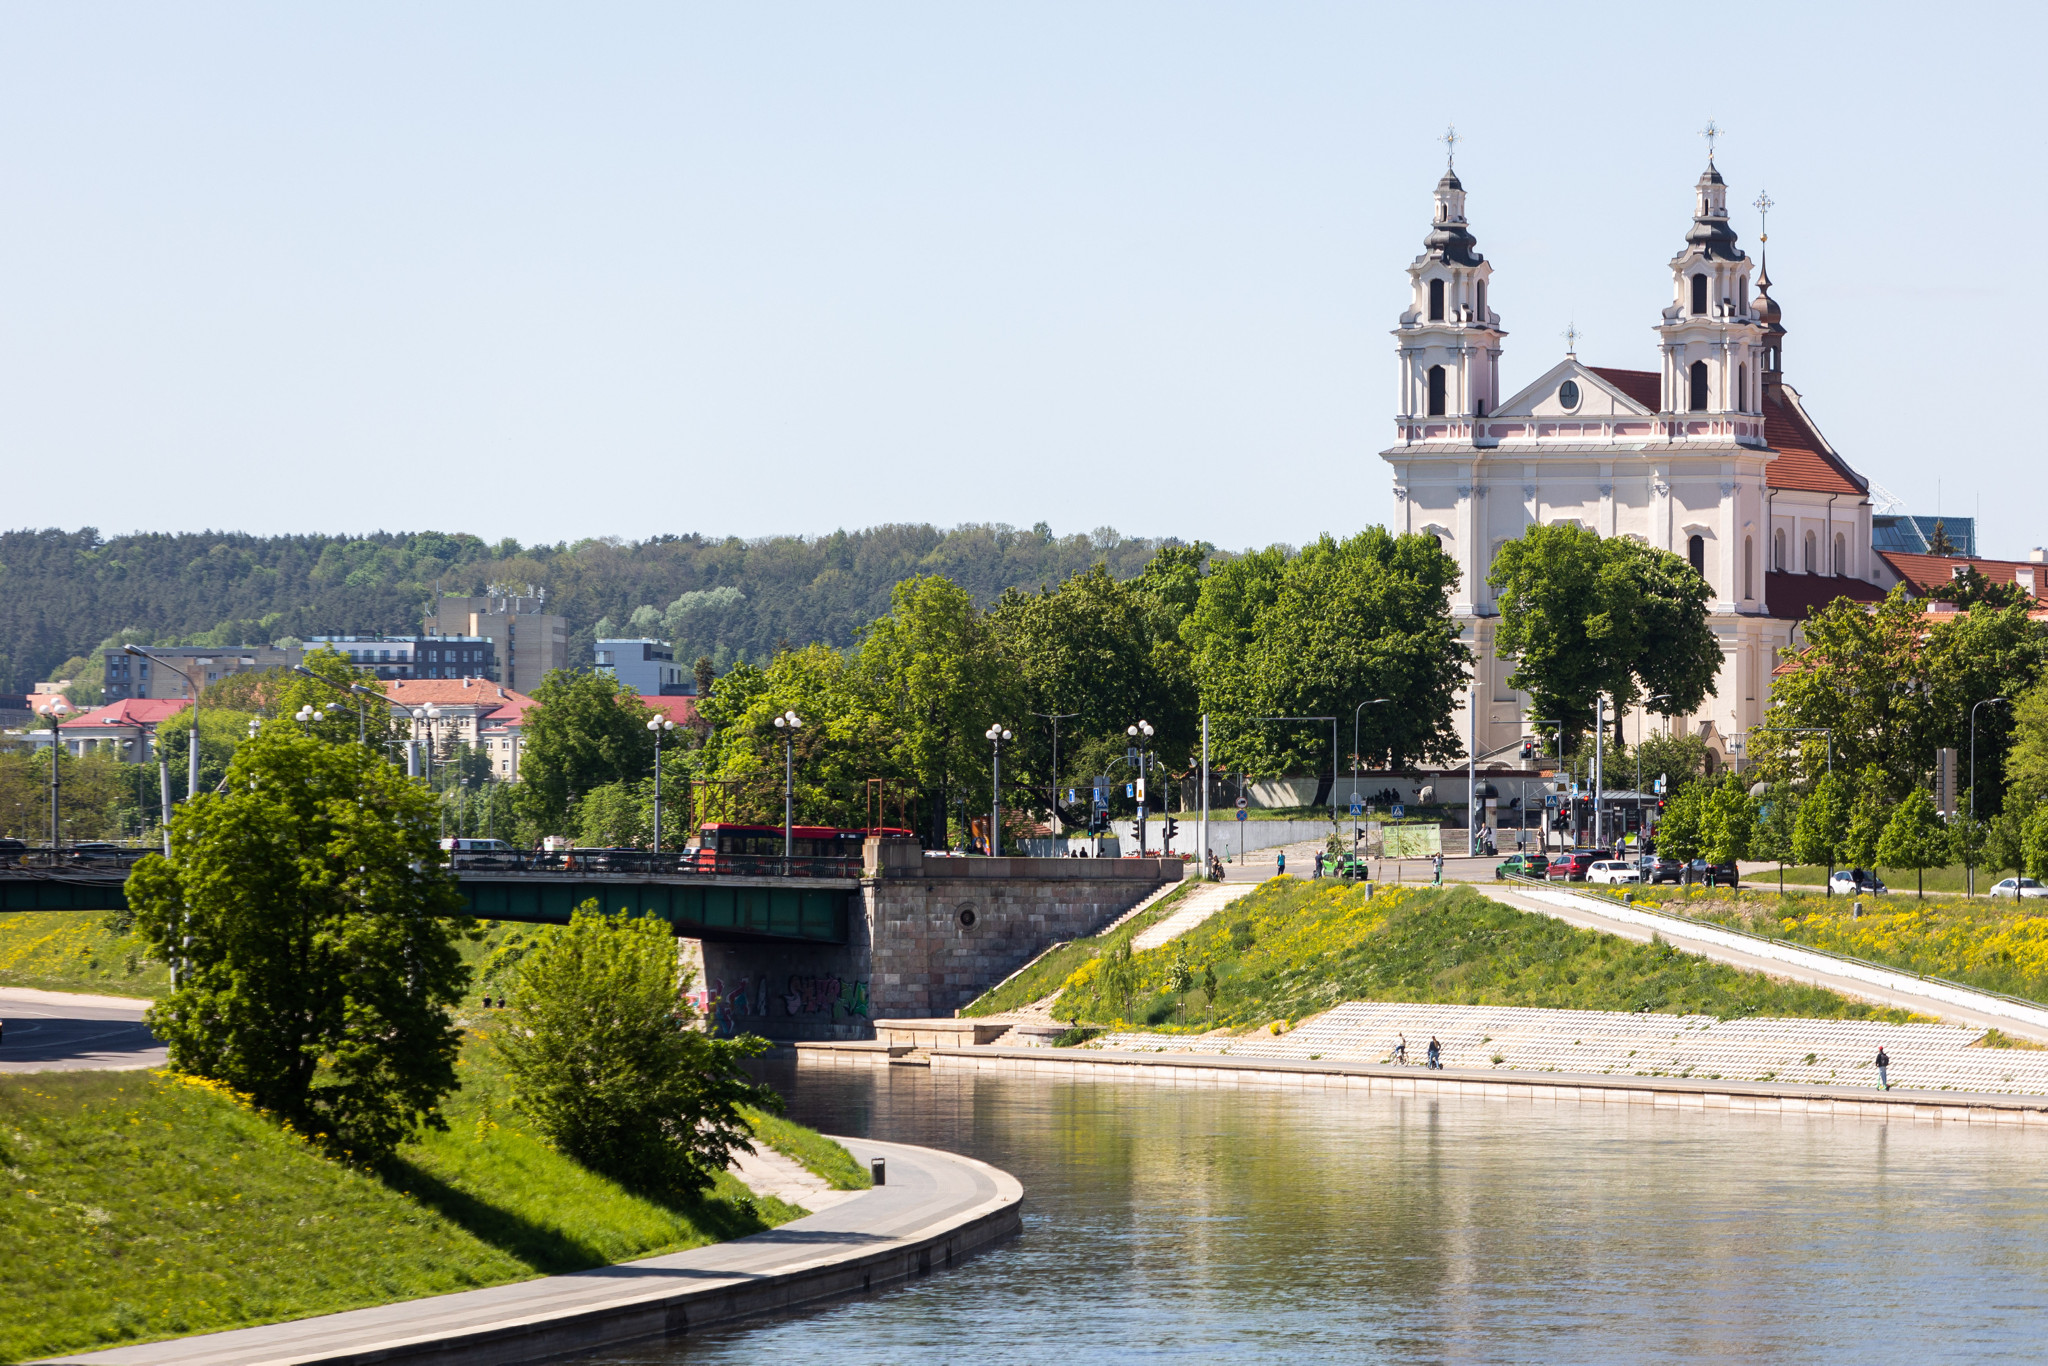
[45,1137,1021,1366]
[0,986,164,1073]
[1479,882,2048,1044]
[1129,881,1256,951]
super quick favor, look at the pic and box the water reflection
[585,1062,2048,1363]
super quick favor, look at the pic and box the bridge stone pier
[683,837,1180,1041]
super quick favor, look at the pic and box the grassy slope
[0,1035,812,1364]
[1051,879,1917,1030]
[1622,887,2048,1007]
[740,1107,872,1190]
[1739,863,1986,894]
[0,911,170,1000]
[959,882,1194,1017]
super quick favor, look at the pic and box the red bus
[686,823,914,870]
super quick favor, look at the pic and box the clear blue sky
[3,3,2040,557]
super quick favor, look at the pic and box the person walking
[1314,851,1326,879]
[1392,1033,1407,1066]
[1427,1036,1442,1070]
[1876,1045,1890,1091]
[1276,850,1287,877]
[1431,851,1444,887]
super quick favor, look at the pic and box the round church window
[1558,380,1581,410]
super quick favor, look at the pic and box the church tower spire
[1394,130,1505,442]
[1752,189,1787,394]
[1653,133,1765,433]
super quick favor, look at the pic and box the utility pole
[1199,714,1210,871]
[1028,710,1080,845]
[1591,695,1606,849]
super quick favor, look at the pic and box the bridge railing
[0,847,151,873]
[451,849,863,880]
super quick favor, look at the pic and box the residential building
[53,698,195,760]
[103,645,301,701]
[305,635,495,682]
[1877,547,2047,601]
[595,638,693,697]
[477,689,697,780]
[1380,151,1888,773]
[377,677,532,759]
[423,590,568,694]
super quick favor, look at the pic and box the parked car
[1494,852,1549,880]
[1586,859,1643,885]
[1988,877,2048,900]
[1828,868,1888,895]
[1635,854,1683,884]
[1685,858,1741,887]
[1545,850,1613,882]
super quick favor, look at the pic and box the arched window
[1774,528,1787,571]
[1691,273,1708,315]
[1475,279,1487,321]
[1803,530,1818,574]
[1429,278,1445,321]
[1688,534,1706,577]
[1427,365,1447,416]
[1834,532,1847,576]
[1744,536,1755,600]
[1738,363,1747,412]
[1688,361,1709,411]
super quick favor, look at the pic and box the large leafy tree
[495,905,776,1196]
[1187,529,1469,804]
[513,669,659,837]
[1488,524,1718,753]
[693,643,896,830]
[1792,769,1851,876]
[125,729,470,1160]
[1877,787,1949,898]
[2006,678,2048,808]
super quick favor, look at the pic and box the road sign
[1349,798,1363,816]
[1125,783,1134,799]
[1391,803,1405,818]
[1570,782,1581,797]
[1653,774,1667,795]
[1135,779,1147,803]
[1066,788,1076,805]
[1235,808,1248,822]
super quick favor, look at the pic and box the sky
[3,2,2043,557]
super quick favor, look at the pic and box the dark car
[1545,849,1614,883]
[1685,858,1741,887]
[0,836,26,866]
[1636,854,1683,884]
[1494,853,1549,880]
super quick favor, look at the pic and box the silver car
[1989,877,2048,900]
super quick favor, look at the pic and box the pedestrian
[1276,851,1286,876]
[1431,852,1443,887]
[1392,1033,1407,1065]
[1427,1036,1442,1070]
[1314,851,1326,879]
[1876,1045,1890,1091]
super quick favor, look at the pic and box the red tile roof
[1587,367,1661,411]
[1764,570,1888,623]
[1760,391,1865,496]
[377,678,533,710]
[1878,551,2045,597]
[640,695,699,727]
[59,698,194,729]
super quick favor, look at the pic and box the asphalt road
[0,986,165,1073]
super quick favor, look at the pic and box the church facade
[1378,157,1884,774]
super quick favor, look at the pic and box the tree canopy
[513,670,659,836]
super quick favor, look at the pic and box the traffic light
[1162,813,1178,845]
[1088,809,1107,835]
[1520,739,1536,761]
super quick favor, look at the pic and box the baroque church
[1378,151,1885,775]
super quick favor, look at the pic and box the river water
[590,1061,2048,1363]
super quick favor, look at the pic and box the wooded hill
[0,524,1171,693]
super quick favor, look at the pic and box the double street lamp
[1970,697,2009,896]
[647,714,677,851]
[773,709,802,866]
[986,723,1015,856]
[42,699,71,852]
[125,645,201,804]
[1350,699,1391,856]
[1125,720,1153,856]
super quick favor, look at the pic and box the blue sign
[1067,788,1076,804]
[1125,783,1135,799]
[1391,803,1405,818]
[1236,808,1248,822]
[1349,798,1363,816]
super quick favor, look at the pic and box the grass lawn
[740,1106,873,1190]
[0,1027,848,1364]
[1616,886,2048,1008]
[958,882,1194,1017]
[1049,880,1919,1031]
[0,911,170,999]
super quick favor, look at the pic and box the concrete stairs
[1130,881,1256,952]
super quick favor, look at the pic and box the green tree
[125,730,470,1160]
[1753,782,1799,891]
[1792,770,1851,880]
[1633,732,1712,795]
[1488,525,1718,753]
[1700,777,1757,866]
[574,778,690,849]
[514,669,658,837]
[494,906,776,1196]
[1919,604,2048,816]
[2009,680,2048,807]
[1877,786,1950,898]
[1985,809,2027,888]
[1188,529,1468,803]
[1842,764,1889,871]
[1752,590,1930,803]
[2025,805,2048,880]
[152,706,263,802]
[1656,783,1706,861]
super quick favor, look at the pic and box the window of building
[1427,365,1447,416]
[1428,278,1447,321]
[1558,379,1581,410]
[1774,528,1787,570]
[1691,273,1708,315]
[1833,532,1846,576]
[1688,534,1706,577]
[1744,536,1754,600]
[1475,279,1487,320]
[1738,363,1747,411]
[1688,361,1709,412]
[1803,530,1818,574]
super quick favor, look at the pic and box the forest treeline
[0,523,1171,693]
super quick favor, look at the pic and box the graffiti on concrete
[782,974,870,1021]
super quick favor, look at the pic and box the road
[0,986,165,1073]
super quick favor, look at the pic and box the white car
[1989,877,2048,900]
[1829,869,1889,895]
[1585,860,1643,885]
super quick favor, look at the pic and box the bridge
[0,849,857,945]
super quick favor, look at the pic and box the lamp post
[647,714,676,851]
[44,700,71,852]
[413,705,442,786]
[1124,720,1153,856]
[1351,699,1392,858]
[1970,697,2008,897]
[1028,710,1080,839]
[125,646,201,803]
[773,709,802,867]
[1635,694,1671,849]
[1752,724,1835,890]
[987,723,1015,856]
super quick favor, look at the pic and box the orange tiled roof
[641,695,699,726]
[1586,367,1661,411]
[59,698,194,728]
[1878,551,2045,597]
[377,678,532,710]
[479,690,698,729]
[1760,391,1865,496]
[1764,570,1887,623]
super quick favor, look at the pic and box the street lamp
[125,645,201,804]
[1635,694,1672,849]
[247,717,261,741]
[1028,710,1081,839]
[43,700,70,852]
[413,705,442,786]
[987,723,1015,856]
[1351,699,1391,857]
[1970,697,2008,897]
[647,714,677,851]
[773,709,802,867]
[1125,720,1153,856]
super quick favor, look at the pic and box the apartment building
[423,590,568,694]
[305,635,495,681]
[103,645,301,701]
[595,638,693,697]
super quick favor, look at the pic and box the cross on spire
[1440,125,1459,169]
[1563,323,1580,357]
[1753,189,1774,242]
[1699,118,1723,163]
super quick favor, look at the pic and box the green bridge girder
[0,873,853,946]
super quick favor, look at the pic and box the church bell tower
[1394,131,1504,441]
[1654,132,1765,424]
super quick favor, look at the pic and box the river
[586,1060,2048,1363]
